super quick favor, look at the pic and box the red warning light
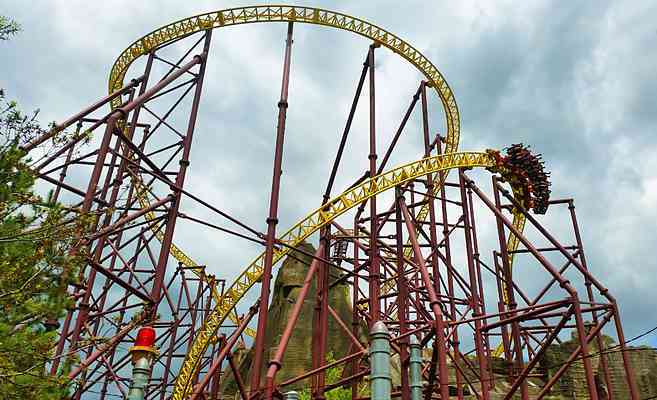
[134,326,156,348]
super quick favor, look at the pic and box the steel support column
[399,196,449,400]
[250,22,295,397]
[367,43,381,325]
[458,171,491,400]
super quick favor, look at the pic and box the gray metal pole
[409,337,422,400]
[127,327,157,400]
[127,357,152,400]
[284,391,300,400]
[370,321,391,400]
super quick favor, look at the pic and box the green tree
[0,16,86,399]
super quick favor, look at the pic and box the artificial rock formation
[221,242,364,395]
[539,333,657,399]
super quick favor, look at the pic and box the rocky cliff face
[221,242,363,395]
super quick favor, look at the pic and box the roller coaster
[27,5,640,400]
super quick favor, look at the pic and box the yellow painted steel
[172,152,495,399]
[107,5,460,157]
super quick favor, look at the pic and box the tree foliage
[0,16,87,399]
[0,16,20,41]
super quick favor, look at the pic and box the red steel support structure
[25,9,640,400]
[251,21,295,398]
[32,29,247,398]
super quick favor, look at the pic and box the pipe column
[127,326,157,400]
[284,391,300,400]
[370,321,391,400]
[409,337,422,400]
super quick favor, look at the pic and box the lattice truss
[23,6,640,400]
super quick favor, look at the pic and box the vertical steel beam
[491,176,530,399]
[394,188,410,400]
[419,82,449,398]
[398,196,449,400]
[351,215,361,399]
[609,306,639,400]
[160,266,186,400]
[467,185,492,360]
[458,171,491,400]
[229,352,248,400]
[493,254,513,364]
[312,233,331,400]
[436,136,464,399]
[568,201,614,398]
[250,22,295,396]
[368,43,381,325]
[419,82,441,294]
[67,112,122,356]
[150,31,212,310]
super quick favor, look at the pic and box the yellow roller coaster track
[104,5,525,398]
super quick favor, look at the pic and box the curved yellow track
[108,5,460,155]
[174,152,496,399]
[104,5,527,398]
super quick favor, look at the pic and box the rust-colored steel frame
[26,20,640,400]
[31,30,263,399]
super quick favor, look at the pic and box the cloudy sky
[2,0,657,350]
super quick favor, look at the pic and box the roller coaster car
[486,143,552,215]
